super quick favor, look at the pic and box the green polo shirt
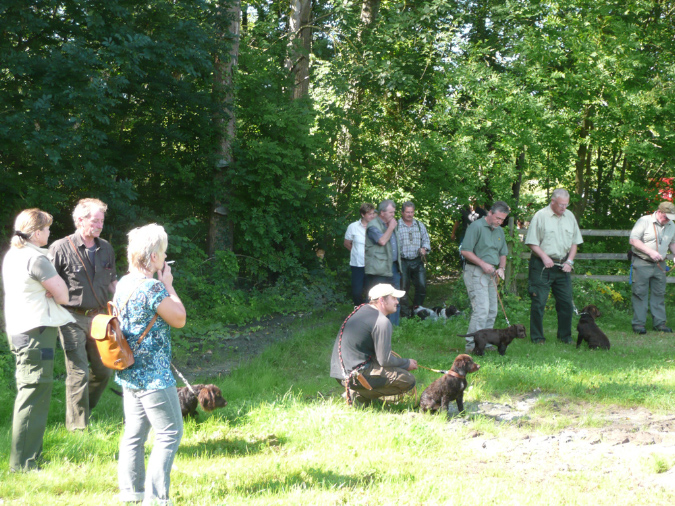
[461,217,508,266]
[525,205,583,259]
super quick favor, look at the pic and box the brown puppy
[419,354,480,414]
[178,384,228,418]
[576,305,610,350]
[457,324,527,356]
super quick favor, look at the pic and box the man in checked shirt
[397,202,431,318]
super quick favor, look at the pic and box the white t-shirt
[345,220,367,267]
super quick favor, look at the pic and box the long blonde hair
[11,208,53,248]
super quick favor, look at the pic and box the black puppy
[576,305,610,350]
[457,324,527,356]
[419,354,480,414]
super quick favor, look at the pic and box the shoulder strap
[118,277,159,347]
[67,236,105,308]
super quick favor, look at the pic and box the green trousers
[631,258,667,328]
[9,326,57,472]
[527,256,574,343]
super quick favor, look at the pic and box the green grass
[1,298,675,505]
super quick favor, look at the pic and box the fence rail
[506,221,675,285]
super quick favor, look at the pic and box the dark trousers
[350,266,366,306]
[365,262,401,326]
[400,257,427,317]
[527,256,574,343]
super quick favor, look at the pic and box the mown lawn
[1,290,675,505]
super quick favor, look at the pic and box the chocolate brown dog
[178,384,228,418]
[419,354,480,414]
[457,324,527,356]
[576,305,610,350]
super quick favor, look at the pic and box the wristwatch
[565,259,574,266]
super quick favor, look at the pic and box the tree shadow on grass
[228,467,383,496]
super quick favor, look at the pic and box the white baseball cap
[369,283,405,300]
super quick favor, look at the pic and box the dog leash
[171,363,196,395]
[390,351,447,375]
[491,274,511,326]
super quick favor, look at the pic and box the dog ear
[198,386,217,411]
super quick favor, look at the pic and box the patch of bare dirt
[447,389,675,490]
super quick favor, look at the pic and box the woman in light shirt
[344,203,377,305]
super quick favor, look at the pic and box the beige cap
[369,283,405,300]
[658,201,675,220]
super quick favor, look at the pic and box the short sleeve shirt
[345,220,367,267]
[113,274,174,390]
[461,217,508,266]
[525,206,583,259]
[29,255,59,283]
[630,213,675,260]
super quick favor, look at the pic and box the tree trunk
[286,0,312,100]
[574,115,591,218]
[208,0,241,256]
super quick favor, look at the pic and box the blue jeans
[118,386,183,504]
[350,266,366,306]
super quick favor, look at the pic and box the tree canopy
[2,0,674,279]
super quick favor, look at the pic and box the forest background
[2,0,675,325]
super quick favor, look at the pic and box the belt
[402,256,419,261]
[68,307,105,317]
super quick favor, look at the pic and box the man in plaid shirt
[398,202,431,317]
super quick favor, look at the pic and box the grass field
[1,287,675,505]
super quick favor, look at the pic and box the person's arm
[528,244,554,268]
[344,239,353,251]
[42,275,69,305]
[156,264,186,328]
[629,237,663,262]
[376,218,397,246]
[450,220,459,241]
[561,243,578,273]
[496,254,507,280]
[372,316,409,369]
[460,249,495,275]
[419,222,431,255]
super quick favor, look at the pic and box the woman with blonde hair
[114,224,186,505]
[2,208,74,471]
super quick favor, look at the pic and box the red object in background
[653,177,673,202]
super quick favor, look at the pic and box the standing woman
[344,203,377,305]
[2,209,74,471]
[114,224,186,505]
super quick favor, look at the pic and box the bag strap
[67,236,105,309]
[116,277,159,347]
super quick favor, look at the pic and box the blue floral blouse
[113,273,175,390]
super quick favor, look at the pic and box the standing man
[330,284,418,406]
[344,203,377,306]
[628,201,675,334]
[50,198,117,430]
[398,202,431,318]
[525,189,583,344]
[460,201,510,351]
[365,199,402,325]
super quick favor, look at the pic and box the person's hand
[561,262,573,273]
[407,359,418,371]
[387,217,397,230]
[541,255,554,268]
[496,267,505,280]
[419,248,427,258]
[157,262,174,288]
[45,291,54,299]
[648,249,663,262]
[481,261,495,275]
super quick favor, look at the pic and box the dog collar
[446,370,465,380]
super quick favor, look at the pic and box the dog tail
[456,333,475,338]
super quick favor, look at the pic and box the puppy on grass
[457,324,527,356]
[576,304,610,350]
[419,354,480,415]
[112,384,228,419]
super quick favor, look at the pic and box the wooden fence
[504,218,675,288]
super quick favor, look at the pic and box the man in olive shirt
[50,198,117,430]
[525,189,583,344]
[460,201,510,351]
[628,201,675,334]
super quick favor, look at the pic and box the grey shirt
[330,304,409,380]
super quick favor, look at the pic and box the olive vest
[365,218,401,277]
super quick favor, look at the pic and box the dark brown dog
[419,354,480,414]
[576,305,610,350]
[178,384,228,418]
[457,324,527,356]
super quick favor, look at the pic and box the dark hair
[401,201,415,212]
[359,203,375,216]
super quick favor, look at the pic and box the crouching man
[330,284,418,405]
